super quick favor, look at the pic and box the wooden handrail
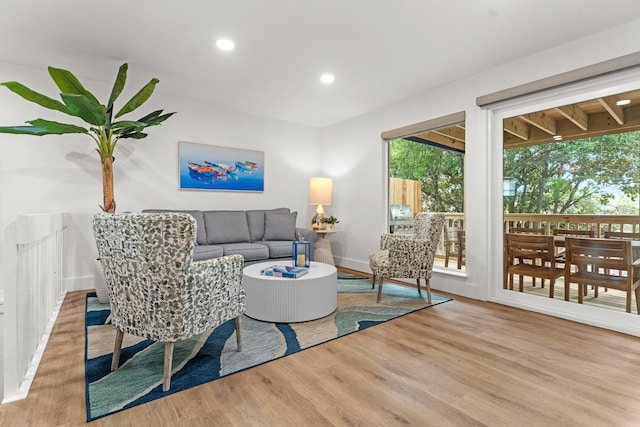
[431,213,639,262]
[436,213,639,237]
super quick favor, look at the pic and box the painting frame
[178,141,265,192]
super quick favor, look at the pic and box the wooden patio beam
[518,112,557,135]
[503,117,529,140]
[597,96,625,125]
[432,126,466,143]
[415,131,466,152]
[555,104,589,131]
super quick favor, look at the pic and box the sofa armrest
[296,228,318,259]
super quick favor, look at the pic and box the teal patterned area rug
[85,272,451,421]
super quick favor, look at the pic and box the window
[383,114,466,271]
[502,89,640,313]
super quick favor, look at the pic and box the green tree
[390,139,464,212]
[503,132,640,214]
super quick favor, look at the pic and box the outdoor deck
[433,256,637,314]
[431,212,640,315]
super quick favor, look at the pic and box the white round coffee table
[242,261,337,322]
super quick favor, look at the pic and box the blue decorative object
[293,241,311,268]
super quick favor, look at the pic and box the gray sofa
[142,208,316,264]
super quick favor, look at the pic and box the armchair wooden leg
[376,277,384,303]
[163,342,174,392]
[235,316,242,351]
[111,329,124,371]
[425,278,432,305]
[415,279,422,295]
[371,274,376,289]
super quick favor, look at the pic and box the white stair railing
[2,213,68,403]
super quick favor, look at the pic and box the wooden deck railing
[502,213,639,236]
[428,213,639,264]
[391,212,638,265]
[434,213,639,236]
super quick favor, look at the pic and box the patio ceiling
[408,88,640,152]
[503,88,640,149]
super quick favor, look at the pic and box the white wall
[320,18,640,301]
[2,17,640,305]
[0,61,322,293]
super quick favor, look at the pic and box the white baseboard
[64,274,96,292]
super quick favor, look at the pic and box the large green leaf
[48,66,101,107]
[115,78,159,118]
[0,81,70,114]
[107,64,128,110]
[136,109,163,123]
[135,109,176,127]
[61,94,106,126]
[110,120,146,130]
[119,131,148,139]
[27,119,88,134]
[0,125,50,135]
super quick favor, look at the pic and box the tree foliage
[389,132,639,215]
[504,132,639,214]
[389,139,464,212]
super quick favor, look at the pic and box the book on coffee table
[259,265,309,278]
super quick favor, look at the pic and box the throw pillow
[263,212,297,241]
[246,208,290,242]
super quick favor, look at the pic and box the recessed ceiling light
[616,99,631,106]
[215,39,235,51]
[320,74,335,84]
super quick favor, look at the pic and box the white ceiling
[2,0,640,128]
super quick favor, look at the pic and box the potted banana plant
[0,63,175,212]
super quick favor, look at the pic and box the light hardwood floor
[3,268,640,426]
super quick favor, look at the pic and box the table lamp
[309,177,333,227]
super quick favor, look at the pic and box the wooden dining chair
[443,224,462,268]
[509,227,545,235]
[504,233,564,298]
[508,227,546,287]
[552,228,596,265]
[456,230,466,270]
[564,237,640,314]
[603,231,640,280]
[604,231,640,240]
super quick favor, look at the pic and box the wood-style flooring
[2,268,640,426]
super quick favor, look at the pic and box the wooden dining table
[553,235,640,259]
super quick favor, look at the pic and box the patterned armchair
[92,212,246,392]
[369,212,445,303]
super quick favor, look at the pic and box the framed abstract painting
[178,141,264,192]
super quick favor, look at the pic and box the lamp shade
[309,177,333,205]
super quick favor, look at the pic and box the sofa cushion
[246,208,290,242]
[193,245,224,261]
[218,243,269,261]
[142,209,207,245]
[259,240,294,259]
[204,211,251,244]
[263,211,297,241]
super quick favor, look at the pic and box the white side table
[313,229,339,265]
